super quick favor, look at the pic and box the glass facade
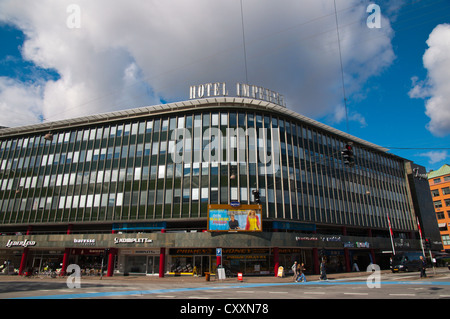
[0,102,415,232]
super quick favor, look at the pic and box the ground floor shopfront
[0,231,421,277]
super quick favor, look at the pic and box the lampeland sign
[5,239,36,248]
[189,82,286,107]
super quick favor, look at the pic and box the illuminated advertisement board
[207,204,263,232]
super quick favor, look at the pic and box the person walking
[419,256,427,278]
[296,262,307,282]
[291,261,298,282]
[319,259,327,281]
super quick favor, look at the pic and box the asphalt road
[2,267,450,300]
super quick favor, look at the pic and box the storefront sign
[5,239,36,248]
[344,242,354,248]
[114,237,153,244]
[170,248,215,255]
[356,242,370,248]
[296,236,318,241]
[132,249,160,255]
[71,248,103,255]
[189,82,285,107]
[73,239,96,246]
[273,221,316,232]
[320,236,342,242]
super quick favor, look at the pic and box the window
[158,166,165,179]
[443,187,450,195]
[134,167,141,180]
[443,235,450,246]
[192,188,199,201]
[431,189,440,197]
[165,189,172,204]
[201,188,208,202]
[434,200,442,208]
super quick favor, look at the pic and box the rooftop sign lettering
[189,82,285,107]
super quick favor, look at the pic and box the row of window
[431,176,450,185]
[0,108,414,230]
[437,211,450,220]
[431,186,450,197]
[434,199,450,209]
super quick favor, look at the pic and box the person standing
[419,256,427,278]
[291,261,298,282]
[320,259,327,281]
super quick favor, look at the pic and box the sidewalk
[0,269,389,283]
[1,267,448,283]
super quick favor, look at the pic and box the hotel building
[0,82,441,277]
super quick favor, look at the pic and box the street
[1,267,450,300]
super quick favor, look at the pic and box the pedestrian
[320,259,327,281]
[296,262,307,282]
[291,261,298,281]
[419,256,427,278]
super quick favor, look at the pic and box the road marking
[389,293,415,296]
[156,295,175,298]
[343,292,368,296]
[12,277,450,299]
[188,296,209,299]
[439,295,450,298]
[236,291,254,293]
[269,291,289,294]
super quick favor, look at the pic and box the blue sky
[0,0,449,171]
[326,0,450,171]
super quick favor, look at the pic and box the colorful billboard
[207,204,263,232]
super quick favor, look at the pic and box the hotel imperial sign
[189,82,286,107]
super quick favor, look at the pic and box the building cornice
[0,97,389,154]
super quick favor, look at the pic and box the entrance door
[193,256,211,275]
[202,255,210,274]
[146,256,161,275]
[32,257,43,273]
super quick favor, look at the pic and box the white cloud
[0,0,395,127]
[419,150,448,165]
[328,104,367,128]
[409,24,450,137]
[0,77,43,127]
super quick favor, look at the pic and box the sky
[0,0,449,171]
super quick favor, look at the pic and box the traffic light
[424,238,431,250]
[341,143,354,167]
[252,189,261,204]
